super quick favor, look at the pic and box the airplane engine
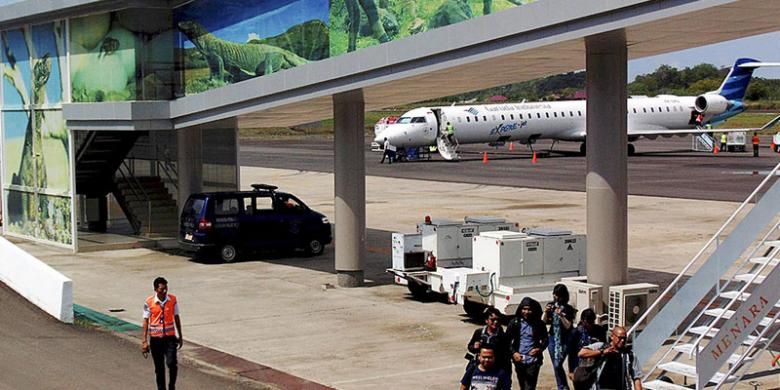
[694,94,729,113]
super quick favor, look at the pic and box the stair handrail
[689,239,780,357]
[75,131,98,163]
[629,161,780,339]
[116,160,153,235]
[154,145,178,191]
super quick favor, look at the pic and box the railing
[115,160,152,235]
[154,145,179,192]
[75,131,98,163]
[629,161,780,339]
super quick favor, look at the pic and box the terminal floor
[11,166,765,389]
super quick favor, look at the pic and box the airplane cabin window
[511,114,516,120]
[633,108,637,113]
[658,107,662,112]
[578,111,582,116]
[466,117,471,122]
[483,115,487,121]
[474,116,478,122]
[570,111,574,116]
[643,108,647,113]
[650,107,654,112]
[666,107,670,112]
[537,113,541,119]
[501,115,505,120]
[545,112,549,118]
[561,112,565,117]
[553,112,557,118]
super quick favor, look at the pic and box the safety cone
[509,142,515,151]
[713,145,719,155]
[482,152,489,164]
[532,151,538,164]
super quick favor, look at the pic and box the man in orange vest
[142,277,183,390]
[752,132,760,157]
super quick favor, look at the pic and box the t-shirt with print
[460,365,511,390]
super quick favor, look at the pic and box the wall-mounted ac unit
[561,278,604,321]
[608,283,659,332]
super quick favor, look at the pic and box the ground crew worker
[445,122,455,144]
[142,277,183,390]
[720,133,727,152]
[752,132,760,157]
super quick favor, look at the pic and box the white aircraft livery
[374,58,778,160]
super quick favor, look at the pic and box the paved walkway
[11,167,749,389]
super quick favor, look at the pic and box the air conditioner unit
[608,283,659,332]
[561,279,604,321]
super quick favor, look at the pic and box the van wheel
[219,244,239,263]
[305,239,324,256]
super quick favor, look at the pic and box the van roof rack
[251,184,278,192]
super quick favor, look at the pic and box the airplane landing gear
[628,143,636,156]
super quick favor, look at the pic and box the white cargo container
[391,232,424,272]
[420,220,474,267]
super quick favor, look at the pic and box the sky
[628,31,780,81]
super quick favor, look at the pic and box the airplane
[373,58,780,160]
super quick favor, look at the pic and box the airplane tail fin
[712,58,759,101]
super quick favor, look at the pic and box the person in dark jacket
[567,308,606,379]
[506,297,549,390]
[466,307,510,372]
[544,284,577,390]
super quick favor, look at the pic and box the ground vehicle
[179,184,332,262]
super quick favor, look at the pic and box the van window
[214,197,239,216]
[184,198,205,216]
[255,196,273,210]
[242,197,255,215]
[276,195,303,211]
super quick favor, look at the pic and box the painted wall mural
[175,0,534,95]
[70,13,137,102]
[176,0,329,94]
[1,22,73,246]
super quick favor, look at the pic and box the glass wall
[1,22,74,247]
[175,0,536,95]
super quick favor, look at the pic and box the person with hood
[544,284,577,390]
[506,297,548,390]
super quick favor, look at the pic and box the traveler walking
[544,284,577,390]
[506,297,548,390]
[577,326,643,390]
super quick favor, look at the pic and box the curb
[74,305,334,390]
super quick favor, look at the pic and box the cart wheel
[407,280,430,300]
[463,300,484,318]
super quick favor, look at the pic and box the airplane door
[431,108,443,136]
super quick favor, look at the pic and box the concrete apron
[19,166,744,390]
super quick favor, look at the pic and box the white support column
[585,30,628,304]
[333,89,366,287]
[177,127,203,212]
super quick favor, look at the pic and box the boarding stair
[692,133,717,152]
[631,162,780,390]
[75,131,144,197]
[436,135,460,160]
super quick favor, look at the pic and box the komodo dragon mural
[178,20,309,83]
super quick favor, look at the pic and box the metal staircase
[436,135,460,160]
[113,162,178,237]
[631,162,780,390]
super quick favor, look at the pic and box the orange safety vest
[752,135,760,145]
[146,294,177,338]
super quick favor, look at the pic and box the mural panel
[2,23,73,247]
[329,0,535,55]
[175,0,329,94]
[70,13,137,102]
[1,28,32,109]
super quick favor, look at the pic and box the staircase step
[704,308,779,327]
[689,326,768,345]
[657,362,736,383]
[749,256,779,266]
[642,380,691,390]
[764,240,780,247]
[733,273,765,284]
[719,291,780,308]
[672,343,755,365]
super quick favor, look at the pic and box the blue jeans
[548,340,570,390]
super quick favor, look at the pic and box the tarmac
[8,166,766,389]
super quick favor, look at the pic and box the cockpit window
[396,117,412,124]
[411,117,426,123]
